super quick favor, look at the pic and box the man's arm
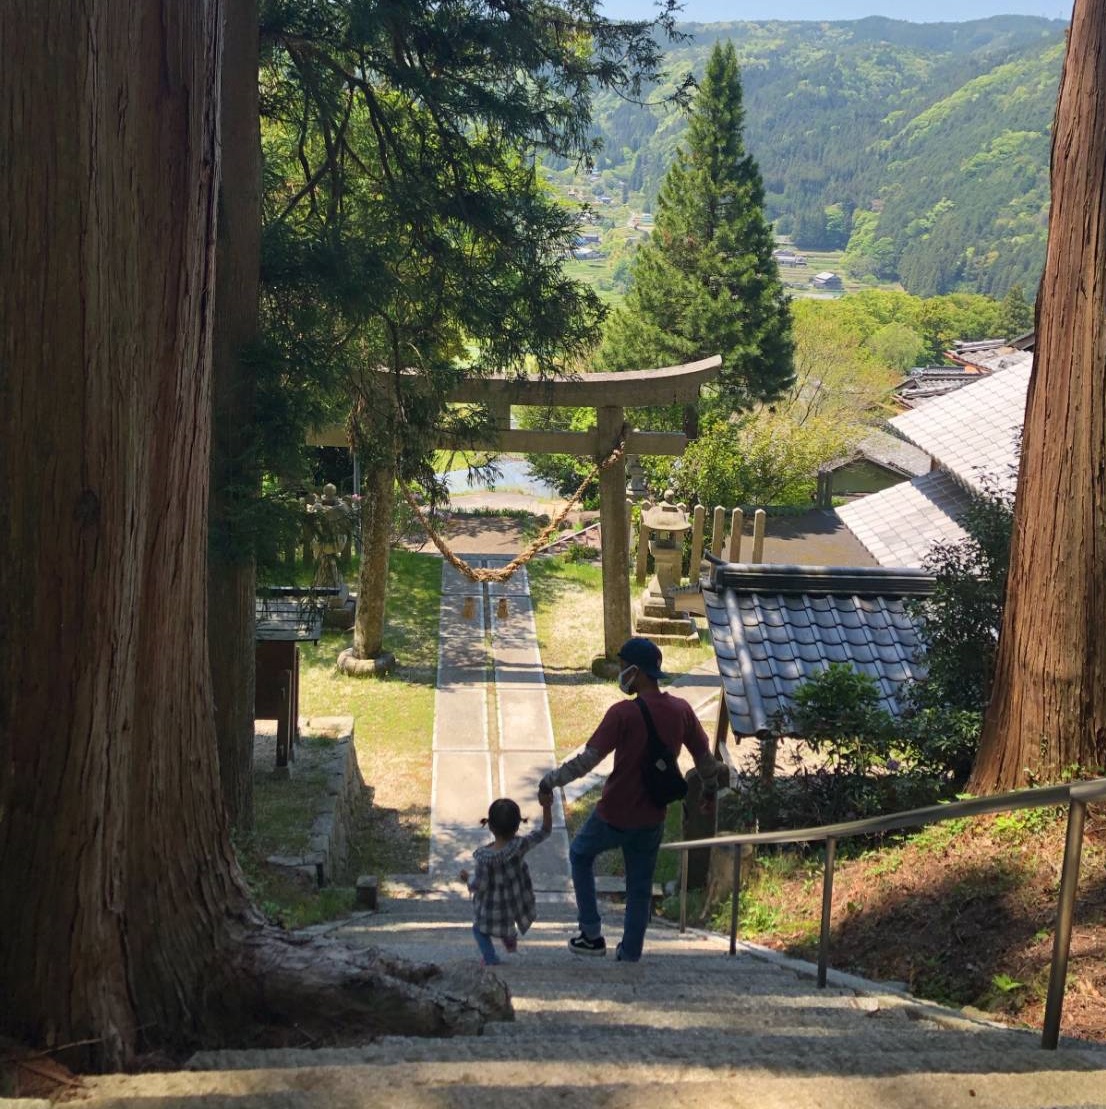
[687,705,720,798]
[539,745,604,794]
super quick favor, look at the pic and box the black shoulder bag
[636,698,688,807]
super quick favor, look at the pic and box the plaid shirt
[468,826,550,938]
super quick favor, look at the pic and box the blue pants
[569,810,664,961]
[472,924,500,965]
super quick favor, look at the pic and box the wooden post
[275,669,292,772]
[635,500,652,586]
[689,505,705,583]
[727,508,744,563]
[713,690,730,759]
[292,646,301,752]
[597,405,631,661]
[710,506,725,558]
[751,508,767,563]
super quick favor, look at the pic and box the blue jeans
[472,924,500,965]
[569,811,664,961]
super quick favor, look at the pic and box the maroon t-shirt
[587,691,711,829]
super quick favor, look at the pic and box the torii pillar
[596,403,631,664]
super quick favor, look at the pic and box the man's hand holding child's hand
[458,868,469,884]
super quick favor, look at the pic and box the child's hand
[538,787,554,807]
[458,868,469,884]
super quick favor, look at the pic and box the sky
[600,0,1070,21]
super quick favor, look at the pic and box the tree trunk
[208,0,261,831]
[0,4,506,1069]
[0,1,255,1066]
[354,463,395,660]
[970,0,1106,793]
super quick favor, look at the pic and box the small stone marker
[355,875,379,911]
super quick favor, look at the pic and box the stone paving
[430,556,570,890]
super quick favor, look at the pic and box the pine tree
[598,41,793,410]
[996,282,1034,340]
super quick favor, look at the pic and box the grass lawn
[529,553,714,889]
[297,548,441,875]
[249,545,713,921]
[528,556,713,758]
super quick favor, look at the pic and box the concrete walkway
[429,557,570,890]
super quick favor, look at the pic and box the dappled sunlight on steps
[72,892,1106,1109]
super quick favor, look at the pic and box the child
[459,791,553,966]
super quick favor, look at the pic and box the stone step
[184,1024,1076,1074]
[74,1067,1106,1109]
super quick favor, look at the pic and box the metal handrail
[661,776,1106,1049]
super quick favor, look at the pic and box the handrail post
[729,844,742,956]
[1042,798,1087,1048]
[679,847,689,933]
[818,837,837,989]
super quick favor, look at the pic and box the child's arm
[519,789,554,851]
[538,789,553,836]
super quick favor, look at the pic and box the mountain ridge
[571,14,1067,296]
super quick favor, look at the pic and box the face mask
[618,664,638,695]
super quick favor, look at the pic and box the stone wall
[265,716,364,887]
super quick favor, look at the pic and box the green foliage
[671,411,848,509]
[996,283,1035,339]
[571,16,1064,298]
[596,41,794,412]
[257,0,689,504]
[864,321,926,371]
[904,484,1014,779]
[805,287,1015,363]
[787,663,897,777]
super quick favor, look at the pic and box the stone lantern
[641,490,692,617]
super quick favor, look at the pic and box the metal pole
[679,848,689,933]
[1042,799,1087,1048]
[729,845,742,956]
[818,837,837,989]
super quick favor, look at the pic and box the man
[538,637,719,962]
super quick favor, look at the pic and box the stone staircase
[61,891,1106,1108]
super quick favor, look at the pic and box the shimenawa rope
[400,434,626,583]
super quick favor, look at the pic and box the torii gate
[310,354,722,668]
[445,356,722,665]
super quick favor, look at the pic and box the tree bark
[0,1,254,1066]
[353,463,395,661]
[0,4,507,1068]
[970,0,1106,793]
[208,0,261,831]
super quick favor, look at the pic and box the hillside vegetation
[558,15,1065,298]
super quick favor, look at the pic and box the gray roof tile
[704,563,933,737]
[835,469,975,567]
[890,358,1030,494]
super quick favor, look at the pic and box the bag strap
[635,697,669,763]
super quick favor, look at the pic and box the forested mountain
[570,15,1065,297]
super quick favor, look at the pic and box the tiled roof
[703,563,933,738]
[835,469,974,567]
[853,429,931,477]
[890,358,1030,494]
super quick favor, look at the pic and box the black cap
[617,637,666,680]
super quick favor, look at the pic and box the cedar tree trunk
[0,3,508,1070]
[208,0,261,831]
[970,0,1106,792]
